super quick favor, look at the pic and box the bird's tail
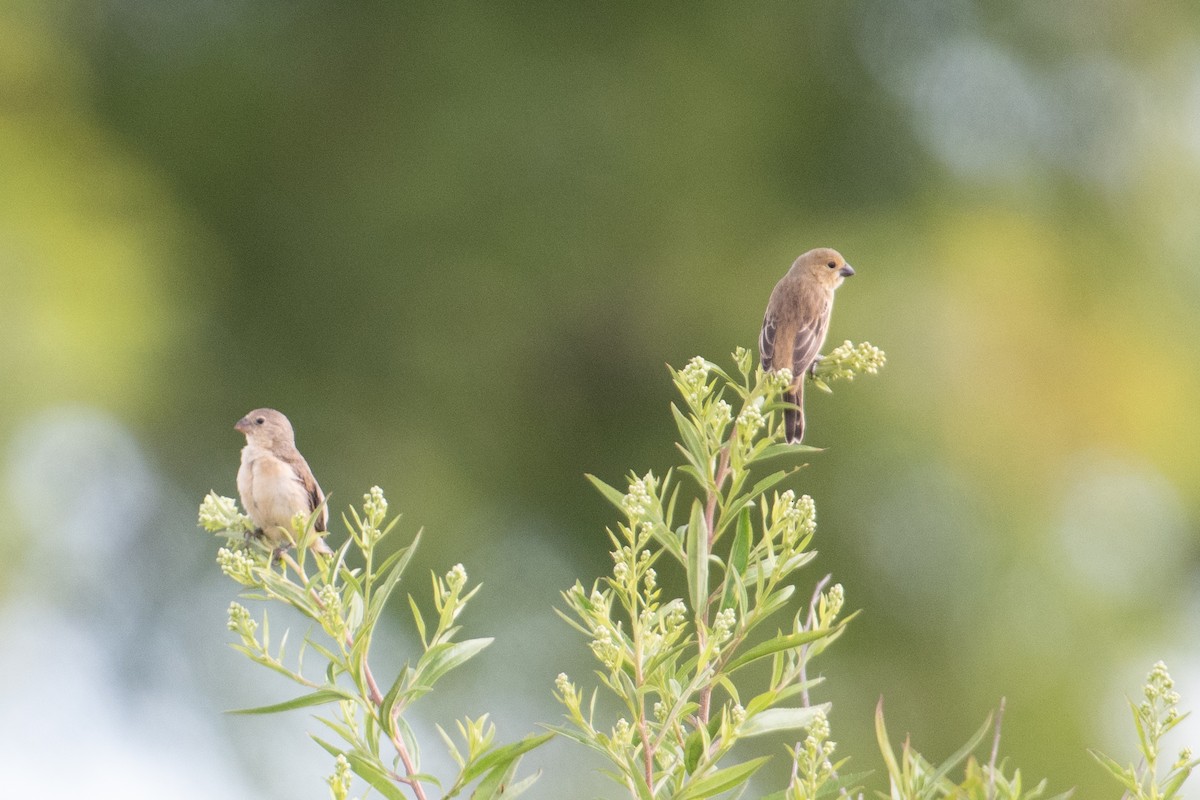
[783,382,805,444]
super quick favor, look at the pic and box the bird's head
[794,247,855,289]
[235,408,296,448]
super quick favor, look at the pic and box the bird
[759,247,855,444]
[235,408,333,555]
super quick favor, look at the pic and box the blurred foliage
[2,1,1199,798]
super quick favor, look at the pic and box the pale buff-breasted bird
[759,248,855,444]
[235,408,333,555]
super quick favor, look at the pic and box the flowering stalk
[1092,661,1198,800]
[200,487,550,800]
[555,345,884,799]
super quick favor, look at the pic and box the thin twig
[800,574,832,708]
[987,697,1006,800]
[704,443,732,548]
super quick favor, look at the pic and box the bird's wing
[789,300,831,376]
[759,310,780,370]
[282,450,328,532]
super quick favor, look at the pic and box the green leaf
[745,469,795,506]
[586,474,628,511]
[316,715,364,749]
[492,768,540,799]
[415,638,493,687]
[470,758,517,800]
[226,687,355,715]
[740,704,830,737]
[650,522,686,565]
[1089,749,1140,793]
[459,733,555,786]
[726,627,834,672]
[1160,764,1192,799]
[310,735,344,759]
[345,751,410,800]
[875,699,902,787]
[756,442,823,461]
[720,506,748,614]
[363,529,422,631]
[686,499,710,616]
[684,729,704,774]
[672,404,712,479]
[926,713,993,789]
[408,594,428,647]
[678,756,771,800]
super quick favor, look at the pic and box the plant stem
[987,697,1006,800]
[800,574,831,708]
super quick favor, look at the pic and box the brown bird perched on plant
[235,408,333,555]
[759,247,855,444]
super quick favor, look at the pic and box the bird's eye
[255,417,265,425]
[827,261,837,269]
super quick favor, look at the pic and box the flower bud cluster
[737,396,766,435]
[199,492,251,533]
[622,473,657,522]
[713,608,737,641]
[815,340,887,383]
[1139,660,1184,734]
[326,755,352,800]
[227,601,257,637]
[590,625,622,670]
[217,547,261,586]
[445,563,468,594]
[363,485,388,532]
[611,718,633,750]
[768,367,794,393]
[772,490,816,550]
[554,671,585,721]
[733,346,753,376]
[817,584,844,628]
[789,709,837,798]
[635,597,690,669]
[679,356,713,406]
[318,584,345,638]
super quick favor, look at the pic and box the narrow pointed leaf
[927,713,993,788]
[415,638,493,687]
[345,752,410,800]
[671,404,710,472]
[678,756,771,800]
[459,733,554,785]
[471,758,521,800]
[364,530,422,630]
[875,699,902,786]
[686,499,709,616]
[227,687,354,715]
[720,508,752,611]
[757,443,823,461]
[740,704,831,737]
[586,474,628,511]
[726,626,835,672]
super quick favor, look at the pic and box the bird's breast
[238,449,309,532]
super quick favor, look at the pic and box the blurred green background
[2,1,1198,797]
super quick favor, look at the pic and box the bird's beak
[839,264,855,277]
[234,417,251,434]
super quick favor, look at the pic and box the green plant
[1091,661,1197,800]
[874,699,1069,800]
[553,344,884,799]
[198,487,550,800]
